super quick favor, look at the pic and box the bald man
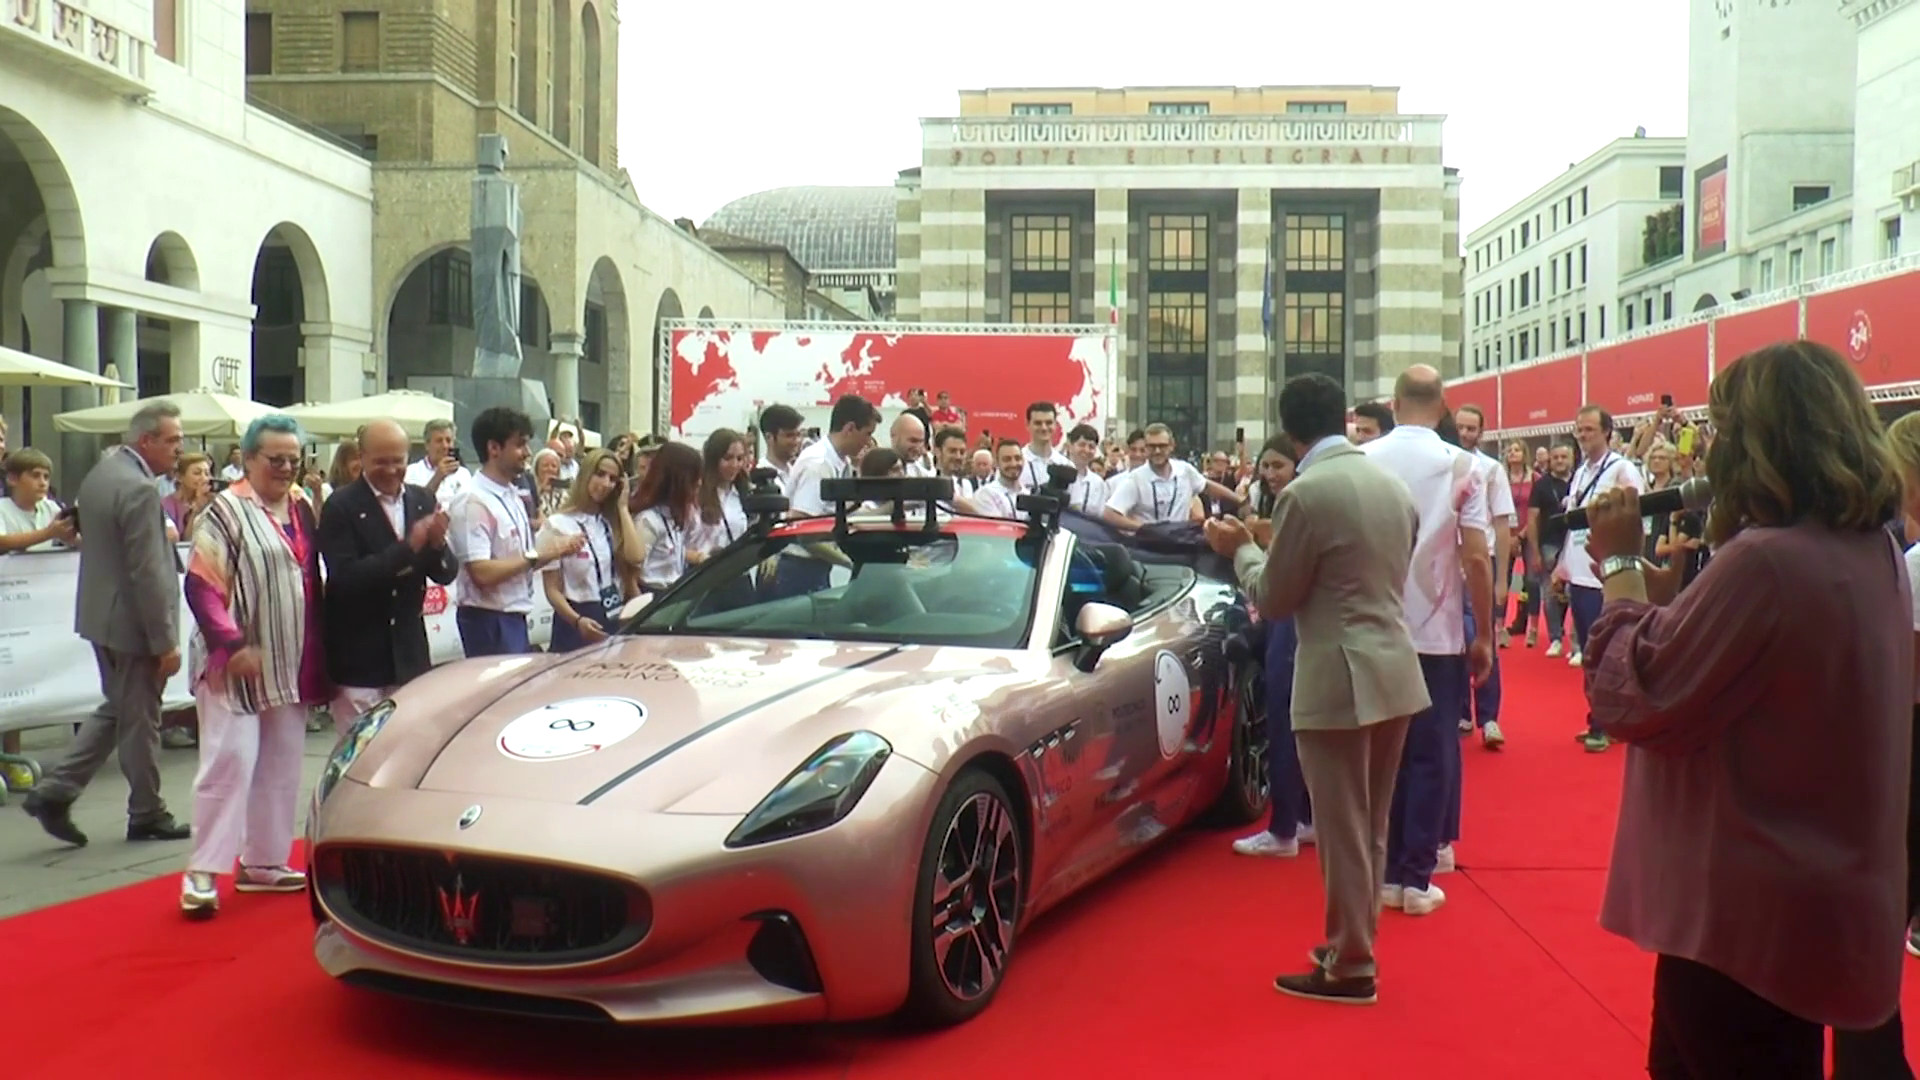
[1359,365,1494,918]
[317,419,459,725]
[890,412,933,476]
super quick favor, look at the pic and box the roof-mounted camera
[819,476,954,536]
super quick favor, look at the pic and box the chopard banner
[0,549,554,730]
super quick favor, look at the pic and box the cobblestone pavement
[0,723,338,917]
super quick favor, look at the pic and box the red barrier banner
[1496,356,1584,430]
[1711,302,1800,373]
[1445,375,1500,427]
[1586,324,1710,416]
[668,327,1112,444]
[1803,270,1920,389]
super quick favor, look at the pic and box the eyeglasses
[1144,442,1173,452]
[260,455,300,470]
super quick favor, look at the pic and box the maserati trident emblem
[457,804,483,829]
[436,873,480,945]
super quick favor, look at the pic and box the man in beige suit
[1207,373,1429,1005]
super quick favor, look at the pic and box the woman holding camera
[1579,340,1910,1077]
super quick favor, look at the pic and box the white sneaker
[1457,717,1473,733]
[1545,641,1563,658]
[1402,884,1447,916]
[235,864,307,893]
[181,871,219,919]
[1568,651,1583,667]
[1482,720,1506,749]
[1379,884,1405,910]
[1232,832,1299,857]
[1435,845,1456,874]
[1296,823,1317,846]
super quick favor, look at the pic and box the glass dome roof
[704,186,896,272]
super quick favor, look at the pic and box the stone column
[1234,188,1273,445]
[549,332,583,422]
[301,322,371,403]
[1370,185,1447,401]
[916,187,986,322]
[59,299,101,486]
[1093,188,1129,434]
[101,306,138,399]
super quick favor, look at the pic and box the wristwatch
[523,547,540,568]
[1600,555,1644,581]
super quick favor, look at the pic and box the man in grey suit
[1206,373,1430,1005]
[24,401,190,846]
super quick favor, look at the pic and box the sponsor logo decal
[457,804,482,829]
[1152,650,1192,759]
[497,698,647,761]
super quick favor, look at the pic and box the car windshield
[624,521,1047,649]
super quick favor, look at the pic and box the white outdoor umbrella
[0,344,131,391]
[53,389,275,439]
[284,389,454,440]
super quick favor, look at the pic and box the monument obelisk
[449,133,551,442]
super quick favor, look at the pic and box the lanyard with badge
[1148,473,1179,521]
[483,488,529,559]
[586,516,621,618]
[1567,454,1618,545]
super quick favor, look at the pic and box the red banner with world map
[667,327,1112,444]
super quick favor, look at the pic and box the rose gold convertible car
[307,476,1270,1027]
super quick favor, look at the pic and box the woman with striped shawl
[178,415,333,919]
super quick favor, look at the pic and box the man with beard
[962,439,1028,520]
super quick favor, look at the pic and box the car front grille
[316,845,650,965]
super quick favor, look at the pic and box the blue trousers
[1387,653,1467,891]
[1262,618,1312,839]
[549,608,616,653]
[1569,584,1605,734]
[456,606,530,658]
[1463,596,1502,728]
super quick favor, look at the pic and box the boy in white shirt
[1104,423,1237,530]
[963,439,1028,520]
[0,448,77,553]
[1062,423,1109,517]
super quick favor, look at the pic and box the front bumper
[308,759,937,1025]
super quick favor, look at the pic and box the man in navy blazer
[318,419,456,724]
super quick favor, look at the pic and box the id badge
[1569,528,1589,547]
[598,584,623,618]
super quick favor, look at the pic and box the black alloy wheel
[902,770,1023,1027]
[1206,661,1271,825]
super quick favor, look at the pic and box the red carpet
[6,640,1918,1078]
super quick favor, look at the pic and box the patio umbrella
[284,389,453,440]
[53,389,276,439]
[0,344,132,391]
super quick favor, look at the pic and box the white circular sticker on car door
[1152,651,1190,759]
[497,698,647,762]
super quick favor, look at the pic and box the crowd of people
[4,347,1920,1076]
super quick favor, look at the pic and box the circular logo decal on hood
[498,698,647,762]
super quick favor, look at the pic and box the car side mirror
[617,593,654,621]
[1073,602,1133,672]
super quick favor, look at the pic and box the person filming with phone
[1576,340,1911,1078]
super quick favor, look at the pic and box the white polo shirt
[1362,425,1490,656]
[1468,449,1517,544]
[1562,450,1645,589]
[1106,460,1205,525]
[969,478,1025,521]
[1020,445,1072,491]
[1063,469,1110,517]
[786,438,854,518]
[404,457,472,509]
[450,471,536,614]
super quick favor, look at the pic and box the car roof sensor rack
[742,467,790,534]
[1015,462,1077,536]
[819,476,955,538]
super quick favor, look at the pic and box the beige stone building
[242,0,782,434]
[897,86,1461,449]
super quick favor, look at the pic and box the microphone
[1559,476,1710,530]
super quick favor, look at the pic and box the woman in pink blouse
[180,415,335,920]
[1580,340,1911,1078]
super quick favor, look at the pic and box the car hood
[388,636,919,812]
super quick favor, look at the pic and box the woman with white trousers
[180,414,335,918]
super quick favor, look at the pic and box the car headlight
[724,732,892,848]
[316,699,396,805]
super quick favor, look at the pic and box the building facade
[1464,137,1688,374]
[243,0,782,435]
[895,86,1459,450]
[1851,0,1920,263]
[1,0,375,479]
[704,187,897,320]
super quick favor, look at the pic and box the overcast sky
[617,0,1690,237]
